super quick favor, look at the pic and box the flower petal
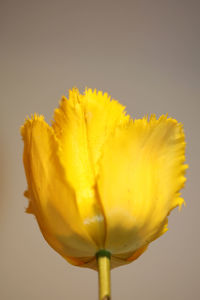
[52,88,129,248]
[80,88,130,174]
[21,115,98,259]
[97,115,187,254]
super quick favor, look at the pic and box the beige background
[1,0,200,299]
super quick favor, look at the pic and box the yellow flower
[21,88,187,270]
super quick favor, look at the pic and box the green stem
[96,250,111,300]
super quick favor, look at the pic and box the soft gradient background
[1,0,200,299]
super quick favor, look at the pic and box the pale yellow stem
[97,251,111,300]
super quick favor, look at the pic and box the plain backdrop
[1,0,200,299]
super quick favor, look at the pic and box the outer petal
[52,88,129,248]
[97,115,187,256]
[21,115,98,261]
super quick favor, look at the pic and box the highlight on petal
[21,114,98,260]
[97,114,187,256]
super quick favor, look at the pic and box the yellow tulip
[21,88,187,297]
